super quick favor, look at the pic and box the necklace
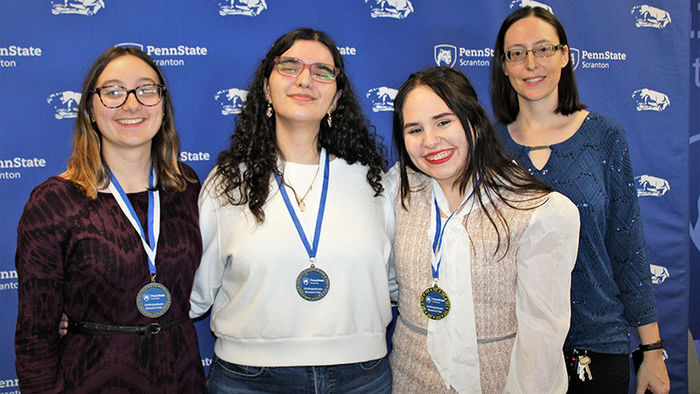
[281,163,320,212]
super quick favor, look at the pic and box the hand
[58,313,69,337]
[635,349,669,394]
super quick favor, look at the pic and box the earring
[326,112,332,128]
[90,115,95,123]
[266,102,273,118]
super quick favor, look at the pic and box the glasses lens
[534,44,556,58]
[505,48,525,62]
[136,84,162,106]
[99,86,127,107]
[310,64,337,82]
[276,58,303,77]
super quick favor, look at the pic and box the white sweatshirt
[190,153,393,367]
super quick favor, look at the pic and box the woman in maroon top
[14,47,206,393]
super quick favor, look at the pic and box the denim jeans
[207,354,392,394]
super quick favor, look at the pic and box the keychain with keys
[576,354,593,381]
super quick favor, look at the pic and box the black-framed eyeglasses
[90,84,166,108]
[504,43,565,63]
[272,56,339,83]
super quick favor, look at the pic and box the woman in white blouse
[386,66,580,393]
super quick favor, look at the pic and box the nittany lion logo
[365,0,414,19]
[569,47,580,71]
[218,0,267,16]
[51,0,104,15]
[631,5,671,29]
[634,175,670,197]
[366,87,397,112]
[47,91,81,119]
[632,88,670,112]
[509,0,553,14]
[434,45,457,68]
[649,264,670,285]
[214,88,248,116]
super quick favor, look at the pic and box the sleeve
[189,169,226,318]
[603,122,658,326]
[504,193,580,394]
[14,183,67,393]
[382,164,400,303]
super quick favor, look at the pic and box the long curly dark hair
[393,67,553,256]
[214,28,386,223]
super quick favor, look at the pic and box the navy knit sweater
[497,111,657,354]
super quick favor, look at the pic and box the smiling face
[91,54,163,158]
[402,85,468,194]
[264,40,341,131]
[503,16,569,107]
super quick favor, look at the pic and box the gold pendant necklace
[282,164,320,212]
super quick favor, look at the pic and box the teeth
[427,150,452,160]
[525,77,544,82]
[117,118,144,125]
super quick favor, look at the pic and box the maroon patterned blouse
[15,165,206,393]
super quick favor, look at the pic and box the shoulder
[583,111,627,141]
[27,176,84,205]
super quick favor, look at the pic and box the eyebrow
[403,112,454,130]
[98,77,158,86]
[506,39,555,48]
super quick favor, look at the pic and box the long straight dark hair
[393,67,553,256]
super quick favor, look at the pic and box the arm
[189,171,226,318]
[634,322,669,394]
[382,164,399,303]
[602,124,668,393]
[504,193,580,394]
[15,184,66,393]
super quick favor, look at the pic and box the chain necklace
[281,163,320,212]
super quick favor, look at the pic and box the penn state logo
[51,0,105,15]
[509,0,553,14]
[634,175,670,197]
[631,5,671,29]
[214,88,248,115]
[649,264,670,285]
[114,42,144,51]
[434,45,457,68]
[365,0,414,19]
[366,87,397,112]
[47,91,81,119]
[632,88,670,112]
[568,47,580,71]
[218,0,267,16]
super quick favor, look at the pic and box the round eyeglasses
[91,84,166,108]
[504,43,565,63]
[272,57,339,83]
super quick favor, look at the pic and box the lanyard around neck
[107,164,160,277]
[275,149,330,262]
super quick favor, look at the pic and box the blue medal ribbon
[431,183,479,282]
[107,164,160,278]
[275,149,330,264]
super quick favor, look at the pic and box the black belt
[68,314,189,335]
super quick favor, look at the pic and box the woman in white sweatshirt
[190,28,393,393]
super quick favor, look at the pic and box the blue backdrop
[0,1,695,392]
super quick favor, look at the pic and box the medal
[276,149,331,302]
[422,185,478,320]
[420,284,450,320]
[108,165,169,318]
[136,281,172,318]
[296,264,330,301]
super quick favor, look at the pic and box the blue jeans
[207,354,392,394]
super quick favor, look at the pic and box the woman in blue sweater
[489,6,669,394]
